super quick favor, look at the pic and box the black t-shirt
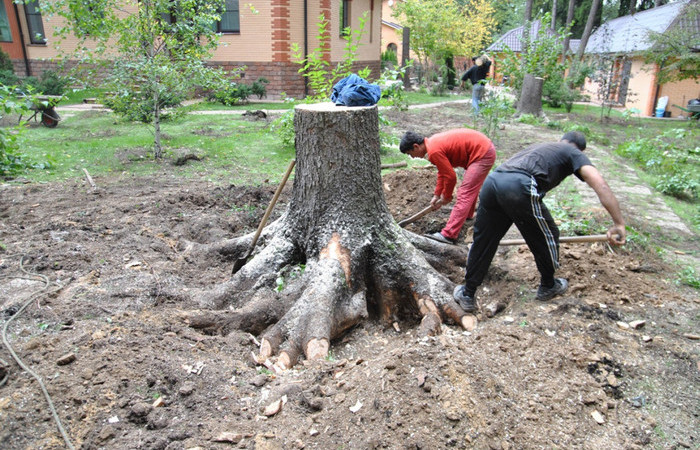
[496,142,592,193]
[462,61,491,85]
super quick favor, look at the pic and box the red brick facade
[271,0,290,63]
[5,0,383,101]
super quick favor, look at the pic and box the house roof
[382,20,403,31]
[487,20,554,52]
[585,0,693,54]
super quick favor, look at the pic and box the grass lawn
[20,111,295,185]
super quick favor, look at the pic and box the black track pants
[464,171,560,293]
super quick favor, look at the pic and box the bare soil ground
[0,104,698,450]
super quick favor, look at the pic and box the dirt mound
[0,166,698,449]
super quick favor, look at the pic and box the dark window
[24,1,46,44]
[340,0,350,36]
[161,1,239,34]
[0,2,12,42]
[214,0,239,33]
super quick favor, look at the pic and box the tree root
[179,217,286,263]
[184,225,478,370]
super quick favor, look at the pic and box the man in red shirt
[399,129,496,244]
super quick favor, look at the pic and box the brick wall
[271,0,290,63]
[659,77,700,119]
[14,57,381,101]
[208,60,306,99]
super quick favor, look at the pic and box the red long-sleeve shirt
[425,129,493,201]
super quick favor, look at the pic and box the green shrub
[251,77,268,100]
[207,81,252,106]
[0,49,13,72]
[34,70,69,95]
[0,86,46,177]
[543,73,581,112]
[102,88,185,123]
[0,69,20,87]
[271,110,295,148]
[381,49,398,66]
[676,266,700,289]
[655,173,698,200]
[378,64,411,111]
[475,88,516,140]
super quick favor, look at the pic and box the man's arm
[579,165,626,245]
[428,152,457,208]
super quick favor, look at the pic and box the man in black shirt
[453,131,626,312]
[461,55,492,115]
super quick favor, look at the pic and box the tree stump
[517,73,544,116]
[187,102,475,369]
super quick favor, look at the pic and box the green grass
[19,110,294,185]
[61,87,107,105]
[395,90,466,105]
[187,99,299,111]
[17,108,412,185]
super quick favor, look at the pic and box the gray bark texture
[576,0,602,61]
[517,74,544,116]
[186,103,474,369]
[561,0,576,60]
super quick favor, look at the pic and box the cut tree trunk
[517,74,544,116]
[185,103,474,370]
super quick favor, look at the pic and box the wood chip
[591,410,605,424]
[263,395,287,417]
[629,320,646,329]
[57,353,77,366]
[213,432,245,443]
[683,333,700,341]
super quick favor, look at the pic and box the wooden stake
[82,168,96,189]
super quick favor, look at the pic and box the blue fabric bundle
[330,74,381,107]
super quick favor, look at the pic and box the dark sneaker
[536,278,569,301]
[425,232,456,245]
[453,285,476,312]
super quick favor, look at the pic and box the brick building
[0,0,382,100]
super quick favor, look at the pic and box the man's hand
[607,225,626,245]
[430,195,449,210]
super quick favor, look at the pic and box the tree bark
[561,0,576,60]
[522,0,534,57]
[576,0,602,61]
[185,103,474,370]
[517,74,544,116]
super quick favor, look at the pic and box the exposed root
[194,234,298,308]
[405,232,469,273]
[189,221,477,370]
[186,287,293,335]
[305,338,330,361]
[256,254,365,364]
[180,217,286,262]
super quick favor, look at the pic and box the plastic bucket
[655,108,664,117]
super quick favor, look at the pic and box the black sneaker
[536,278,569,301]
[453,285,476,312]
[425,232,456,245]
